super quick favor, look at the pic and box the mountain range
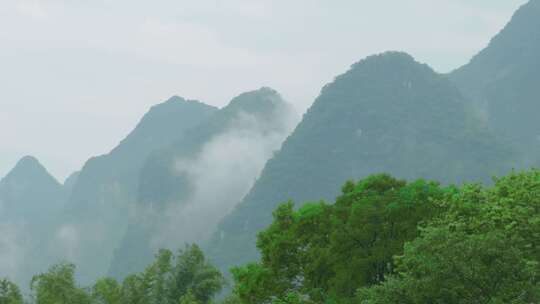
[108,87,297,279]
[2,0,539,290]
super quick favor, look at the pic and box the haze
[0,0,527,181]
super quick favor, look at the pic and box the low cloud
[150,107,297,251]
[0,223,24,277]
[52,224,80,262]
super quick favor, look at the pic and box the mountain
[205,52,514,277]
[62,170,80,194]
[0,155,64,224]
[108,87,297,280]
[449,0,540,166]
[50,97,218,284]
[0,156,66,287]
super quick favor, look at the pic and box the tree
[30,262,91,304]
[144,249,173,304]
[219,294,242,304]
[358,170,540,303]
[168,244,224,304]
[118,245,224,304]
[231,263,275,304]
[0,278,23,304]
[120,274,145,304]
[232,174,448,303]
[178,290,199,304]
[92,278,122,304]
[357,228,540,303]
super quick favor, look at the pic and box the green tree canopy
[358,170,540,303]
[92,278,122,304]
[118,244,224,304]
[0,278,23,304]
[232,174,449,303]
[30,262,91,304]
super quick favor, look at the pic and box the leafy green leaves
[30,263,91,304]
[232,170,540,303]
[23,244,223,304]
[0,278,23,304]
[233,174,447,303]
[358,170,540,303]
[118,245,224,304]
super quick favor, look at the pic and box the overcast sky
[0,0,528,182]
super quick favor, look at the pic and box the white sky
[0,0,528,182]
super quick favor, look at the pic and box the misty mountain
[62,170,80,195]
[0,156,67,286]
[50,97,218,284]
[205,52,514,276]
[449,0,540,166]
[0,156,65,221]
[109,87,297,280]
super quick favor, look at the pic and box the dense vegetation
[5,170,540,303]
[231,174,447,303]
[0,244,223,304]
[357,170,540,303]
[232,170,540,303]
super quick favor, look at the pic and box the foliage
[357,170,540,303]
[178,290,199,304]
[168,245,225,303]
[219,294,242,304]
[91,278,122,304]
[0,278,23,304]
[230,170,540,303]
[117,244,224,304]
[16,244,222,304]
[30,262,91,304]
[232,174,448,303]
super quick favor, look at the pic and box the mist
[148,110,295,250]
[0,223,24,279]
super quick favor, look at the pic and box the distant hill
[109,87,297,280]
[50,97,218,284]
[449,0,540,166]
[62,170,80,195]
[0,156,64,221]
[205,52,514,277]
[0,156,66,287]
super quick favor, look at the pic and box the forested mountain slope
[109,87,297,280]
[206,52,514,276]
[50,97,218,284]
[449,0,540,166]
